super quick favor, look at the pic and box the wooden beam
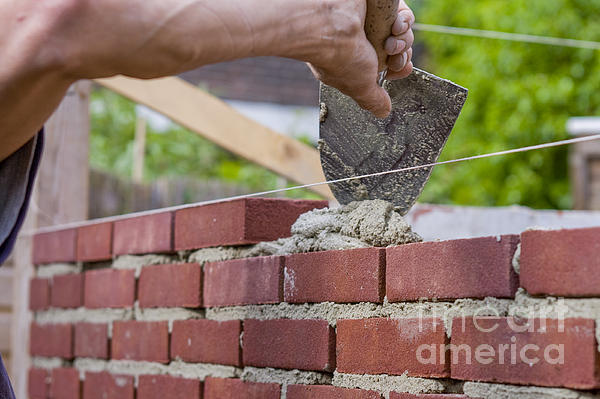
[96,76,334,200]
[0,314,10,353]
[0,268,12,308]
[11,81,91,398]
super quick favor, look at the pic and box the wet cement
[188,200,422,263]
[250,199,422,256]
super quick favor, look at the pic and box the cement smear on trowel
[189,200,421,263]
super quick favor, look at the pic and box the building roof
[179,57,319,107]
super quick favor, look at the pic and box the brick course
[112,321,169,363]
[113,212,173,255]
[138,263,202,308]
[50,367,80,399]
[30,323,73,359]
[204,256,283,307]
[51,273,84,308]
[171,319,241,366]
[336,318,449,377]
[77,222,112,262]
[203,377,280,399]
[386,236,519,301]
[74,322,109,359]
[174,198,327,250]
[84,269,135,308]
[137,375,202,399]
[28,368,49,399]
[521,227,600,296]
[284,248,385,303]
[287,385,381,399]
[83,372,134,399]
[243,318,335,372]
[33,229,77,265]
[29,278,50,310]
[450,317,600,389]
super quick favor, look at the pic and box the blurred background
[86,0,600,218]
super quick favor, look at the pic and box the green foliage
[89,88,319,199]
[415,0,600,209]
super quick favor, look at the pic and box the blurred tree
[89,88,319,199]
[415,0,600,209]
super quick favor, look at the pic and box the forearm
[0,0,328,160]
[63,0,329,79]
[0,71,70,161]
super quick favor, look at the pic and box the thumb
[353,82,392,119]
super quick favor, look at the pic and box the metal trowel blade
[318,67,468,214]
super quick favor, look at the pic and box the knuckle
[405,29,415,46]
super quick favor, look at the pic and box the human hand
[307,0,415,118]
[385,0,415,80]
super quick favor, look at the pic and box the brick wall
[28,198,600,398]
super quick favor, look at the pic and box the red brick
[83,372,133,399]
[33,229,77,265]
[387,236,519,302]
[51,274,83,308]
[336,318,448,377]
[171,319,241,366]
[284,248,384,304]
[30,278,50,310]
[74,323,109,359]
[139,263,202,308]
[287,384,381,399]
[391,395,470,399]
[243,319,335,372]
[450,317,600,389]
[521,227,600,296]
[50,368,80,399]
[29,368,49,399]
[138,375,202,399]
[174,198,327,250]
[113,212,173,255]
[111,321,169,363]
[30,323,73,359]
[204,256,282,307]
[84,269,134,309]
[203,377,280,399]
[77,223,112,262]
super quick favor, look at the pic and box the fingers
[389,46,412,72]
[392,2,415,36]
[385,1,414,80]
[384,28,413,56]
[387,48,413,80]
[308,63,392,118]
[387,60,413,80]
[353,82,392,118]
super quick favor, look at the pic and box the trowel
[319,0,468,215]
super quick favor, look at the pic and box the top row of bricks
[33,198,328,265]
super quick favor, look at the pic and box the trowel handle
[365,0,399,72]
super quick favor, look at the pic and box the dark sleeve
[0,132,44,399]
[0,354,14,399]
[0,131,44,265]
